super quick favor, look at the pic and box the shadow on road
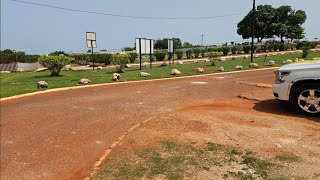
[253,99,319,122]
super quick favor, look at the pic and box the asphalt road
[1,69,275,180]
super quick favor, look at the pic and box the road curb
[85,116,157,179]
[1,67,278,102]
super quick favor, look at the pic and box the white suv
[273,61,320,116]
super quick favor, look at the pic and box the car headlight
[275,70,291,84]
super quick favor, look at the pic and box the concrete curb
[84,116,157,180]
[1,67,278,102]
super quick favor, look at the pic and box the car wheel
[291,83,320,116]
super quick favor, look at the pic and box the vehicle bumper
[273,83,289,101]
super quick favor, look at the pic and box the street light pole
[250,0,256,63]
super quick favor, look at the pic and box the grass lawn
[1,52,319,98]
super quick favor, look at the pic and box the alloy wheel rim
[298,89,320,114]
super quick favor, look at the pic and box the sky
[1,0,320,54]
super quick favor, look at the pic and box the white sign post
[168,39,174,65]
[86,32,97,71]
[136,38,154,70]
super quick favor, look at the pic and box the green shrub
[301,46,310,58]
[231,46,238,54]
[193,48,201,58]
[243,45,251,54]
[112,54,129,73]
[38,55,70,76]
[186,49,193,59]
[154,51,166,61]
[273,43,280,51]
[216,47,222,52]
[201,49,207,57]
[128,52,138,63]
[279,43,287,51]
[208,52,223,66]
[207,48,215,52]
[94,54,113,65]
[267,43,274,52]
[222,47,230,56]
[296,42,305,50]
[175,50,183,59]
[289,43,297,50]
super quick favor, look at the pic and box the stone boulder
[254,54,259,58]
[140,72,150,77]
[36,68,48,72]
[197,68,204,73]
[16,68,24,72]
[79,78,91,84]
[112,73,121,81]
[268,60,275,66]
[62,65,72,71]
[160,62,167,67]
[97,66,103,70]
[243,55,249,59]
[37,81,48,89]
[177,60,183,65]
[193,60,199,63]
[235,65,243,70]
[283,59,292,65]
[219,57,226,61]
[217,66,224,72]
[249,63,259,68]
[272,53,277,56]
[125,64,131,68]
[1,71,11,73]
[142,62,149,67]
[171,69,181,75]
[294,58,299,63]
[232,57,239,60]
[312,57,320,61]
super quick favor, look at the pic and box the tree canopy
[237,5,306,42]
[154,38,182,49]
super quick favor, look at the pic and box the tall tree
[154,38,182,49]
[237,5,275,42]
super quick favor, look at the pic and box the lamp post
[86,32,97,71]
[250,0,256,63]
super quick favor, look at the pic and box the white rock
[177,60,183,65]
[142,62,149,67]
[171,69,181,75]
[16,68,24,72]
[235,65,243,70]
[299,59,305,62]
[249,63,259,68]
[112,73,121,81]
[37,81,48,89]
[243,55,249,59]
[310,49,316,52]
[193,60,199,63]
[254,54,259,58]
[205,59,211,63]
[197,68,204,73]
[217,66,224,72]
[1,71,11,73]
[283,59,293,64]
[62,65,72,71]
[160,62,167,66]
[268,60,275,66]
[219,57,226,61]
[272,53,277,56]
[125,64,131,68]
[97,66,103,70]
[140,72,150,77]
[36,68,48,72]
[294,58,299,63]
[79,78,91,84]
[312,57,320,61]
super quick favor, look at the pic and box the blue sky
[1,0,319,54]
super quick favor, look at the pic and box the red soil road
[1,69,275,180]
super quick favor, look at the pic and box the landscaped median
[1,52,320,98]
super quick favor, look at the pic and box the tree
[112,54,129,73]
[154,38,182,49]
[38,56,70,76]
[271,6,306,42]
[182,42,193,48]
[49,51,68,56]
[237,5,275,42]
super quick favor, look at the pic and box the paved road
[1,69,275,180]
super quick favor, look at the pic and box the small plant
[273,43,280,51]
[186,49,193,59]
[301,46,310,58]
[278,43,287,51]
[38,55,70,76]
[243,45,251,54]
[222,46,230,56]
[112,54,129,73]
[208,52,222,66]
[128,52,138,63]
[200,49,207,57]
[154,51,166,61]
[193,48,201,58]
[231,46,238,54]
[175,50,183,59]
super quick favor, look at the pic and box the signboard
[86,32,97,48]
[136,38,153,55]
[145,39,154,55]
[86,40,97,48]
[168,39,174,53]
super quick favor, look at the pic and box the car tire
[290,83,320,116]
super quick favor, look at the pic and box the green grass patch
[275,154,302,162]
[2,52,320,98]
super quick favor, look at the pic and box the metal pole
[139,38,142,71]
[172,42,174,65]
[150,40,152,69]
[250,0,256,63]
[91,40,94,71]
[201,34,204,47]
